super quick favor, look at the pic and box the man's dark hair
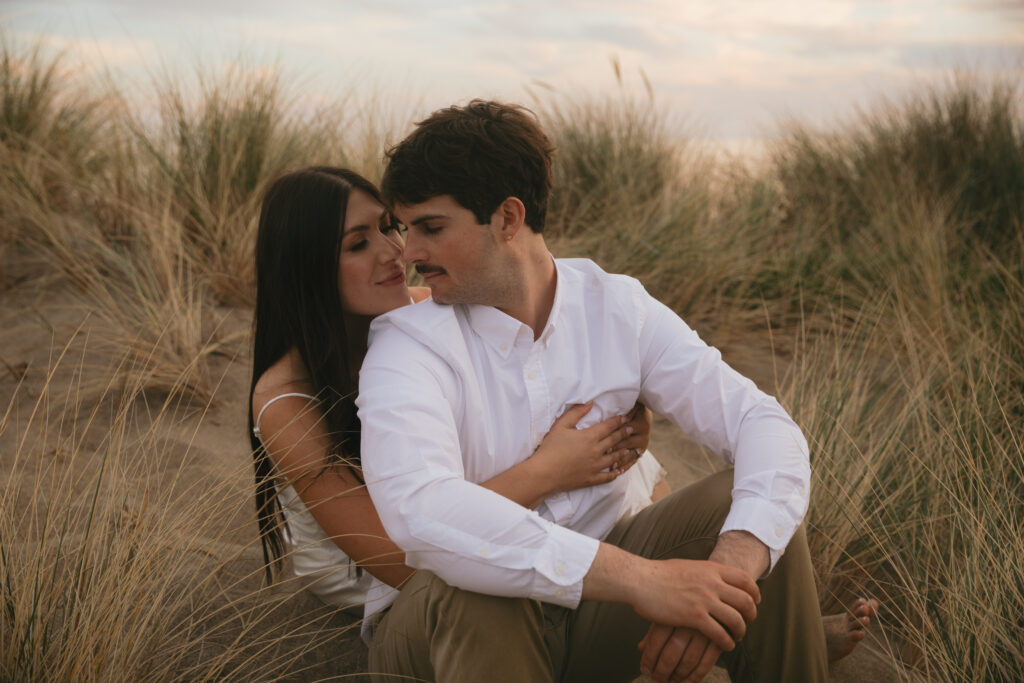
[382,99,554,233]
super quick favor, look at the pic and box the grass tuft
[0,39,1021,680]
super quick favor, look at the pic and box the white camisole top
[253,393,375,609]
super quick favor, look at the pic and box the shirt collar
[465,304,524,358]
[465,254,563,356]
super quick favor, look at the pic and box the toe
[854,597,879,619]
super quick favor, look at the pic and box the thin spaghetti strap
[253,392,318,439]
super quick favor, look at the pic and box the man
[356,100,874,683]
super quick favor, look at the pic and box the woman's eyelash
[347,219,405,250]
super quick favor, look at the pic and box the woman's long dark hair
[248,166,388,582]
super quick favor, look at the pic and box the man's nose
[402,230,425,264]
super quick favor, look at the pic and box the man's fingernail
[621,415,628,424]
[625,426,634,435]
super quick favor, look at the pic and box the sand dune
[0,282,898,681]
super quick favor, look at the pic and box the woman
[247,167,668,619]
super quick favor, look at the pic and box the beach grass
[1,35,1022,681]
[0,335,367,680]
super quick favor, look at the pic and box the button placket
[523,344,548,454]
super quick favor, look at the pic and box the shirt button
[479,548,491,558]
[555,561,566,576]
[500,344,508,351]
[555,588,566,599]
[798,486,806,495]
[774,526,784,538]
[528,371,537,380]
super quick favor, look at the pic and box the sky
[2,0,1022,149]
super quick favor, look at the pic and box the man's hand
[639,625,719,683]
[631,558,759,651]
[583,544,760,654]
[637,531,771,682]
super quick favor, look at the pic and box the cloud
[11,30,159,71]
[580,21,679,57]
[10,0,289,18]
[969,0,1024,22]
[4,0,1021,144]
[899,40,1024,69]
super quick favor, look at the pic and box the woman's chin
[377,287,413,314]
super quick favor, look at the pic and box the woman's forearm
[291,474,416,589]
[344,533,415,588]
[480,457,557,509]
[480,402,654,508]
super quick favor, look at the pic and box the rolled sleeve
[636,292,811,572]
[720,483,805,570]
[530,521,600,606]
[358,325,600,605]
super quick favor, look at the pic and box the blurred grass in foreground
[0,335,365,680]
[1,36,1022,681]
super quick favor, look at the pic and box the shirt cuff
[530,521,600,608]
[718,496,795,575]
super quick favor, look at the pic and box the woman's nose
[376,233,403,262]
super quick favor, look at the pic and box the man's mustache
[416,265,447,275]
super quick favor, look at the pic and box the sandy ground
[0,276,901,681]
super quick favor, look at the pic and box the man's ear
[496,197,527,241]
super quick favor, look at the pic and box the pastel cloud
[2,0,1020,143]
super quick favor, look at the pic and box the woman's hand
[481,401,654,509]
[612,401,653,462]
[529,402,640,496]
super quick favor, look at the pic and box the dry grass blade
[1,37,1022,681]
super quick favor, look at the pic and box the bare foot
[824,597,880,663]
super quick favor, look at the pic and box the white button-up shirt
[358,258,810,611]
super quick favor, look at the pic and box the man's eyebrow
[409,213,446,227]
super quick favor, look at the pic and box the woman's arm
[256,394,415,589]
[481,402,654,509]
[257,395,654,588]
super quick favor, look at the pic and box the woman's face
[338,189,410,316]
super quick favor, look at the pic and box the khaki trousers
[368,470,828,682]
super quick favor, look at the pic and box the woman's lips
[377,271,406,286]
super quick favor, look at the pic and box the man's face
[394,195,510,306]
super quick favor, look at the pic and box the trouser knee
[370,572,553,683]
[661,467,735,538]
[423,572,543,629]
[697,468,735,524]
